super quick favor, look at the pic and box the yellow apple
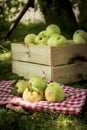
[22,85,44,102]
[45,82,66,102]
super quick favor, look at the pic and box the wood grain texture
[11,43,87,66]
[12,60,87,84]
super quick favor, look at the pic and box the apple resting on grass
[73,29,87,44]
[45,24,61,37]
[47,33,67,46]
[24,33,36,44]
[45,82,66,102]
[35,31,48,46]
[22,83,44,102]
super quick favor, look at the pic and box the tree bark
[78,0,87,31]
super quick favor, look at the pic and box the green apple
[38,30,47,38]
[28,76,47,91]
[73,34,86,44]
[73,29,87,42]
[45,24,61,37]
[22,85,44,102]
[47,34,67,46]
[24,33,36,44]
[12,80,28,96]
[35,31,48,46]
[16,80,28,94]
[45,82,66,102]
[65,39,75,44]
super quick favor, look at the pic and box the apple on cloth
[11,80,28,96]
[0,80,87,114]
[23,76,47,102]
[45,82,66,102]
[22,76,66,103]
[22,84,44,102]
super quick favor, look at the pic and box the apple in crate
[73,29,87,44]
[45,24,61,37]
[45,82,66,102]
[65,39,75,44]
[35,31,48,46]
[24,33,36,44]
[47,33,67,46]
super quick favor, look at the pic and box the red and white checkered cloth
[0,80,87,114]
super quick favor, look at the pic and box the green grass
[0,22,87,130]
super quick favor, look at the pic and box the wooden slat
[51,43,87,66]
[52,62,87,83]
[12,60,51,80]
[11,43,51,65]
[11,43,87,66]
[12,60,87,84]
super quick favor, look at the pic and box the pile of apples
[24,24,87,46]
[12,76,66,103]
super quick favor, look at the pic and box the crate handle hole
[68,56,87,64]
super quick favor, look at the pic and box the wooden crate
[11,43,87,84]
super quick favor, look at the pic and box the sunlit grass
[0,52,11,61]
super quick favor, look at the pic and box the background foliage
[0,0,25,28]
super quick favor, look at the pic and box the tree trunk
[38,0,77,33]
[78,0,87,31]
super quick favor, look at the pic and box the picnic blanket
[0,80,87,114]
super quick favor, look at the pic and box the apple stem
[28,83,33,93]
[28,83,41,95]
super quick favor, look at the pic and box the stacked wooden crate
[11,43,87,84]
